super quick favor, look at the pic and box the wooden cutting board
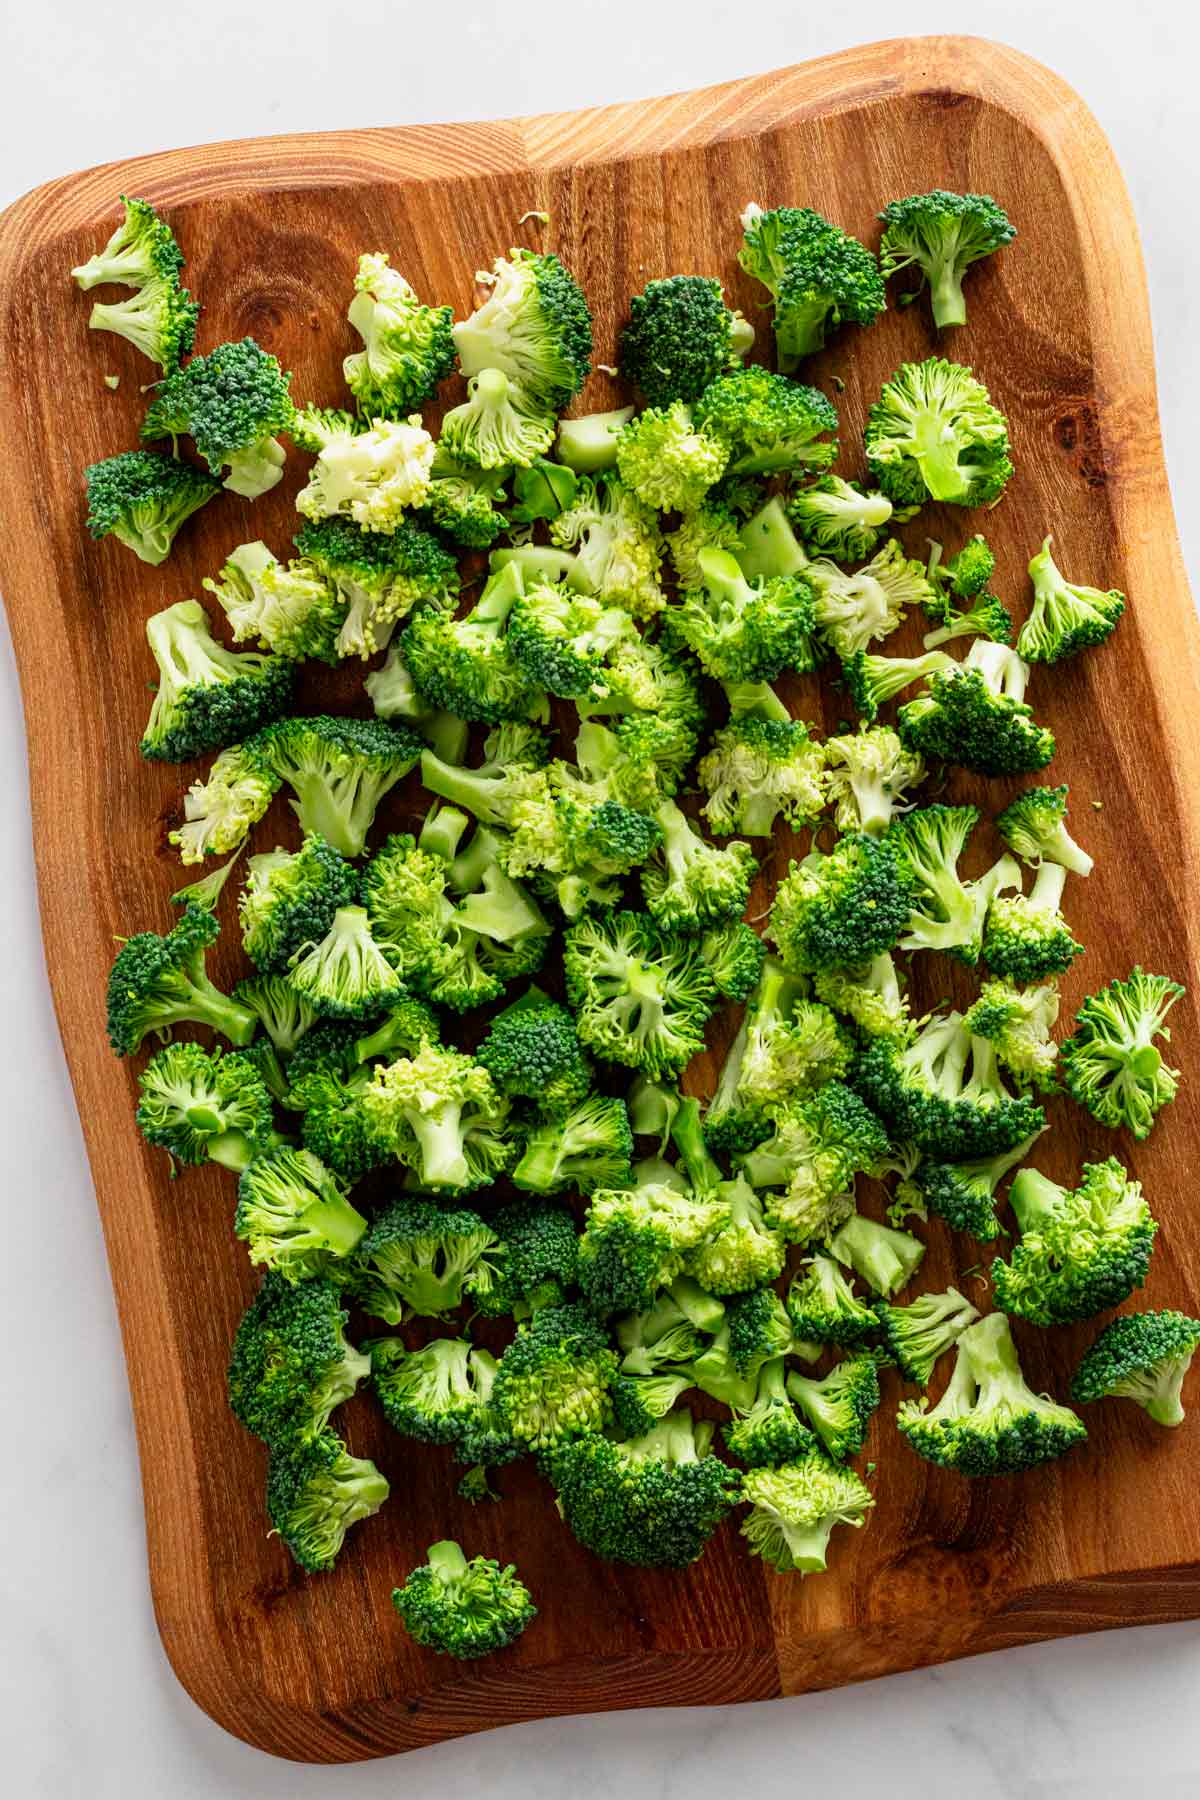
[2,33,1199,1766]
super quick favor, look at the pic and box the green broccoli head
[106,903,256,1056]
[266,1430,389,1572]
[864,357,1012,508]
[507,581,637,699]
[769,834,913,975]
[360,1046,509,1194]
[694,365,838,476]
[1059,967,1185,1139]
[666,499,745,592]
[393,1540,536,1659]
[252,714,424,858]
[564,910,719,1081]
[369,1335,499,1443]
[72,194,185,290]
[512,1093,635,1197]
[203,540,345,665]
[888,802,1008,964]
[840,647,955,723]
[786,1354,882,1462]
[915,1131,1046,1242]
[685,1175,785,1296]
[86,269,198,370]
[477,988,592,1113]
[239,835,359,974]
[963,979,1060,1091]
[995,784,1093,877]
[823,726,926,837]
[400,563,543,724]
[286,904,405,1020]
[142,337,294,496]
[235,1146,368,1283]
[140,600,293,763]
[136,1041,274,1172]
[878,190,1015,329]
[292,1059,388,1184]
[983,863,1083,981]
[618,274,753,406]
[738,202,886,367]
[741,1453,875,1574]
[1017,538,1125,665]
[228,1272,370,1447]
[352,1196,502,1322]
[897,641,1056,777]
[170,742,280,864]
[549,473,667,620]
[439,367,558,470]
[787,475,894,563]
[492,1301,617,1451]
[293,514,459,660]
[808,537,937,661]
[452,247,592,412]
[579,1171,727,1316]
[294,413,438,534]
[993,1158,1158,1326]
[85,450,219,566]
[873,1286,981,1385]
[853,1009,1047,1160]
[722,1359,819,1468]
[343,252,456,414]
[477,1196,581,1320]
[421,449,510,548]
[353,995,440,1067]
[639,798,756,932]
[740,1081,889,1247]
[812,952,912,1044]
[699,716,826,838]
[700,922,768,1002]
[1072,1310,1200,1428]
[787,1253,879,1346]
[615,402,730,513]
[667,547,820,685]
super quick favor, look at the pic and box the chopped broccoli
[266,1430,388,1572]
[421,448,510,548]
[864,358,1013,508]
[479,1196,580,1319]
[786,1353,881,1462]
[477,988,592,1113]
[666,499,744,592]
[787,476,894,563]
[508,580,637,698]
[639,798,755,930]
[1018,537,1125,665]
[72,194,185,291]
[741,1081,889,1247]
[807,538,936,661]
[452,247,592,411]
[235,1146,368,1283]
[360,830,457,990]
[841,647,955,723]
[286,904,404,1020]
[983,862,1083,981]
[668,546,819,684]
[294,413,436,532]
[440,366,557,469]
[353,995,439,1066]
[736,977,853,1110]
[370,1335,500,1443]
[393,1541,536,1660]
[723,1359,819,1468]
[738,201,886,367]
[253,714,424,857]
[915,1130,1046,1242]
[364,644,469,763]
[142,337,293,496]
[342,252,456,414]
[1059,967,1185,1139]
[1072,1311,1200,1428]
[228,1272,370,1447]
[291,1058,387,1183]
[615,1286,710,1374]
[293,514,459,660]
[769,834,912,975]
[878,191,1015,328]
[579,1167,726,1316]
[694,365,838,476]
[203,540,344,665]
[687,1175,785,1295]
[698,715,826,838]
[86,269,198,370]
[170,742,279,864]
[555,406,637,473]
[889,803,1019,963]
[84,450,218,565]
[564,910,718,1080]
[741,1454,875,1574]
[823,726,925,837]
[897,640,1056,776]
[170,853,241,913]
[787,1253,879,1346]
[548,474,666,620]
[360,1046,508,1193]
[897,1310,1086,1476]
[701,922,767,1002]
[873,1286,981,1385]
[352,1197,501,1322]
[964,979,1060,1090]
[106,903,256,1056]
[993,1157,1157,1325]
[813,952,912,1043]
[511,1092,634,1197]
[827,1212,925,1298]
[922,591,1014,652]
[855,1009,1047,1160]
[140,600,293,763]
[492,1301,617,1450]
[619,274,753,405]
[995,784,1093,877]
[615,402,729,512]
[239,836,359,974]
[735,495,811,582]
[400,562,542,724]
[136,1041,274,1172]
[509,458,578,524]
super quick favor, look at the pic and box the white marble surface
[1,3,1198,1793]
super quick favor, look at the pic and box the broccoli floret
[170,742,279,865]
[235,1146,368,1283]
[738,201,885,367]
[1059,967,1185,1139]
[787,1253,877,1346]
[769,834,912,975]
[286,905,404,1020]
[735,966,853,1108]
[84,450,219,566]
[292,1059,387,1183]
[142,337,293,496]
[552,717,681,817]
[136,1042,273,1172]
[579,1169,727,1317]
[700,971,782,1156]
[1072,1311,1200,1428]
[548,474,666,620]
[807,538,937,660]
[854,1009,1046,1159]
[1017,537,1125,665]
[343,252,456,414]
[564,910,718,1080]
[364,645,469,763]
[479,1196,581,1320]
[711,1286,799,1390]
[202,540,344,665]
[922,591,1014,652]
[878,191,1015,328]
[453,247,592,411]
[352,1197,502,1323]
[509,1093,634,1199]
[360,829,457,990]
[964,979,1060,1090]
[638,798,755,931]
[786,1354,881,1462]
[983,863,1082,981]
[813,952,912,1043]
[170,853,241,913]
[86,269,198,370]
[915,1130,1046,1242]
[995,784,1093,877]
[889,803,1019,963]
[370,1335,499,1443]
[741,1453,875,1574]
[609,1370,696,1438]
[615,1286,711,1374]
[898,1310,1086,1476]
[579,633,705,732]
[266,1430,388,1572]
[666,499,745,593]
[393,1540,535,1659]
[547,1408,740,1567]
[694,365,838,476]
[875,1140,927,1228]
[353,995,439,1066]
[106,903,256,1056]
[993,1158,1157,1326]
[72,194,185,290]
[360,1047,508,1193]
[865,358,1012,508]
[140,600,293,763]
[400,562,542,724]
[238,836,359,974]
[821,728,923,837]
[698,716,826,837]
[701,922,767,1002]
[253,714,424,858]
[841,647,955,723]
[668,547,819,685]
[686,1176,785,1296]
[723,1359,819,1468]
[228,1272,370,1447]
[293,514,459,660]
[619,274,753,405]
[509,458,578,524]
[507,581,636,698]
[420,448,510,549]
[921,537,1011,647]
[477,987,591,1113]
[294,414,436,532]
[826,1212,925,1298]
[491,1301,616,1450]
[787,476,894,563]
[897,640,1056,776]
[873,1286,981,1385]
[440,366,557,469]
[555,406,637,473]
[615,402,729,512]
[741,1082,889,1247]
[417,744,558,876]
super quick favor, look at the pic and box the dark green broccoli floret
[202,540,345,665]
[619,274,753,405]
[235,1146,368,1283]
[898,1310,1086,1476]
[452,247,592,412]
[393,1540,536,1659]
[786,1353,881,1462]
[694,365,838,476]
[564,910,719,1081]
[853,1009,1046,1160]
[227,1272,370,1447]
[1017,538,1125,665]
[492,1301,617,1451]
[864,358,1012,508]
[477,1197,580,1320]
[142,337,294,497]
[741,1453,875,1574]
[698,716,826,838]
[615,402,730,513]
[84,450,219,566]
[293,514,459,660]
[668,547,820,685]
[787,1253,879,1346]
[85,269,198,370]
[72,194,185,290]
[723,1359,819,1468]
[769,834,913,976]
[252,714,424,857]
[291,1059,387,1183]
[400,562,543,724]
[238,836,359,974]
[546,1408,740,1567]
[507,580,636,699]
[476,987,591,1113]
[897,640,1055,777]
[343,252,456,414]
[700,1287,797,1400]
[511,1093,635,1196]
[826,1212,925,1298]
[1059,967,1185,1139]
[370,1335,497,1443]
[738,201,885,367]
[873,1286,981,1385]
[922,591,1014,652]
[136,1041,274,1172]
[1072,1311,1200,1427]
[579,1165,727,1317]
[787,475,894,563]
[995,784,1094,877]
[140,600,293,762]
[609,1369,695,1438]
[353,995,439,1066]
[106,903,256,1056]
[352,1197,501,1323]
[285,905,404,1020]
[701,922,767,1002]
[419,449,509,548]
[992,1157,1158,1326]
[982,863,1083,981]
[878,191,1015,328]
[963,980,1060,1091]
[266,1430,388,1572]
[359,1046,509,1194]
[915,1130,1046,1241]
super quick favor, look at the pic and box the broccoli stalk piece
[787,476,894,563]
[898,1311,1086,1476]
[228,1273,370,1447]
[452,247,592,412]
[897,640,1056,777]
[873,1286,981,1385]
[993,1157,1158,1326]
[853,1009,1046,1159]
[352,1198,501,1322]
[343,252,456,414]
[253,715,424,858]
[694,365,838,477]
[619,275,753,405]
[890,803,1021,963]
[734,496,811,583]
[865,357,1013,508]
[786,1354,882,1462]
[769,834,913,975]
[555,406,637,473]
[822,727,926,837]
[806,538,937,660]
[813,952,912,1043]
[787,1253,879,1346]
[579,1165,728,1317]
[1018,538,1126,665]
[738,202,886,367]
[393,1541,536,1660]
[995,784,1094,877]
[698,716,826,838]
[136,1042,274,1172]
[639,798,756,931]
[286,905,405,1020]
[235,1147,368,1283]
[741,1455,875,1574]
[266,1431,389,1572]
[170,743,279,865]
[878,191,1015,328]
[360,1047,508,1193]
[915,1130,1047,1241]
[1060,967,1185,1139]
[1072,1311,1200,1428]
[964,980,1060,1091]
[140,600,293,763]
[983,862,1083,981]
[723,1359,819,1468]
[85,450,219,566]
[106,903,256,1056]
[826,1212,925,1298]
[365,645,469,764]
[71,194,185,291]
[615,402,730,512]
[564,910,718,1081]
[141,337,293,496]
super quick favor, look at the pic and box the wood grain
[1,33,1199,1765]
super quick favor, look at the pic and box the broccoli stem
[490,544,593,592]
[670,1096,724,1195]
[181,961,258,1047]
[930,262,967,331]
[736,499,810,580]
[912,409,970,503]
[556,407,636,473]
[419,752,512,828]
[207,1130,260,1173]
[1029,861,1068,913]
[721,679,791,722]
[426,1539,469,1583]
[1006,1166,1064,1236]
[407,1103,468,1187]
[419,804,472,867]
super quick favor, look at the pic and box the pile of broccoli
[79,184,1194,1666]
